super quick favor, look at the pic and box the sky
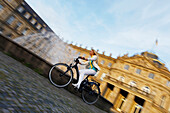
[25,0,170,70]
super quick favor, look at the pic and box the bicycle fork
[59,67,71,77]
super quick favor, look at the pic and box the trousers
[76,69,96,89]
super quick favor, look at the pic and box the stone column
[141,101,152,113]
[112,87,120,105]
[100,82,107,96]
[107,91,114,103]
[165,96,170,110]
[121,93,135,113]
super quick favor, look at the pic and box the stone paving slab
[0,51,107,113]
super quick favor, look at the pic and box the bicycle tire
[49,63,73,88]
[81,82,100,104]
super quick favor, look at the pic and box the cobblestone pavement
[0,51,106,113]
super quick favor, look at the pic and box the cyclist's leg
[73,69,96,89]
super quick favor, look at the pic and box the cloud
[25,0,170,69]
[104,0,170,63]
[25,0,77,41]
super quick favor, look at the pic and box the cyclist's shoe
[72,83,80,89]
[72,83,78,88]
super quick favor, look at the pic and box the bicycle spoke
[49,63,73,88]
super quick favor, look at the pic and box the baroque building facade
[0,0,53,39]
[1,0,170,113]
[70,44,170,113]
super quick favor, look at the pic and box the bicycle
[49,57,100,104]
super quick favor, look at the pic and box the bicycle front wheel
[81,82,100,104]
[49,63,73,88]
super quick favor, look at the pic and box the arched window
[17,6,24,13]
[118,76,124,82]
[129,81,137,87]
[142,86,150,94]
[160,96,166,107]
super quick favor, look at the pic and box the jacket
[80,55,100,71]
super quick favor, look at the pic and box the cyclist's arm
[79,60,89,65]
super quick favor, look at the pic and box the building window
[100,60,105,65]
[0,28,4,34]
[0,4,3,11]
[41,28,46,34]
[148,73,155,79]
[136,69,141,74]
[129,81,137,87]
[167,81,170,87]
[6,33,12,38]
[118,76,124,82]
[100,73,106,80]
[17,6,24,13]
[36,23,41,29]
[30,18,36,24]
[160,96,166,108]
[108,63,112,67]
[6,16,15,25]
[22,28,28,35]
[14,22,22,30]
[142,86,150,94]
[43,24,46,27]
[124,65,129,70]
[77,52,81,56]
[24,12,31,19]
[82,54,86,57]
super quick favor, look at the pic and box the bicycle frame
[69,58,81,84]
[49,57,100,104]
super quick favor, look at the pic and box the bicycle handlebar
[74,57,81,63]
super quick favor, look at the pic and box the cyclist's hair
[91,49,98,64]
[91,49,96,55]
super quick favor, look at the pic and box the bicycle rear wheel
[81,82,100,104]
[49,63,73,88]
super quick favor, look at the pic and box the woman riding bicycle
[72,49,100,89]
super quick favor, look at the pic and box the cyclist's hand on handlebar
[82,57,85,60]
[78,56,85,59]
[78,56,88,61]
[82,57,88,61]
